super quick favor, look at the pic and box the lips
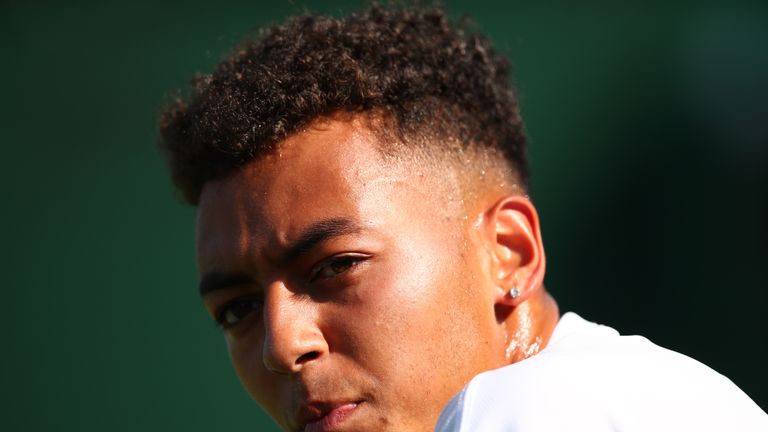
[301,402,360,432]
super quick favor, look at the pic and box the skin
[196,117,559,431]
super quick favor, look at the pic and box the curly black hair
[159,4,528,205]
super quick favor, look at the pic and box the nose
[261,282,327,374]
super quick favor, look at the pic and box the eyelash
[215,297,263,330]
[310,254,367,281]
[214,255,368,329]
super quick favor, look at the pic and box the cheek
[226,334,281,413]
[337,231,492,403]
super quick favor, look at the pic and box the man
[159,5,767,431]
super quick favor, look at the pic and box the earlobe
[484,196,546,306]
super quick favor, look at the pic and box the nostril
[296,351,321,365]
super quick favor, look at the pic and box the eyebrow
[198,217,362,297]
[199,272,254,297]
[280,217,362,264]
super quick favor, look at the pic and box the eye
[311,254,366,281]
[215,297,262,329]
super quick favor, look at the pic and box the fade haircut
[159,5,529,205]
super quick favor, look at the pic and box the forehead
[195,118,450,268]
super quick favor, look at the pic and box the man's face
[196,119,505,431]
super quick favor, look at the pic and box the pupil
[333,258,353,272]
[229,300,254,322]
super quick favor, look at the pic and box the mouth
[300,401,362,432]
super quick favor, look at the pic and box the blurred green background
[3,1,767,430]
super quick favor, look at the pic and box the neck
[503,289,559,363]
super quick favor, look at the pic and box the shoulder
[435,313,768,432]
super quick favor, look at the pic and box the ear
[482,195,546,306]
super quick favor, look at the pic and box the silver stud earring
[509,287,520,299]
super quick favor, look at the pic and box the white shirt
[435,312,768,431]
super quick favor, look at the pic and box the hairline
[196,112,526,216]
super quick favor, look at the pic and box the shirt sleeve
[434,336,768,432]
[435,364,617,432]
